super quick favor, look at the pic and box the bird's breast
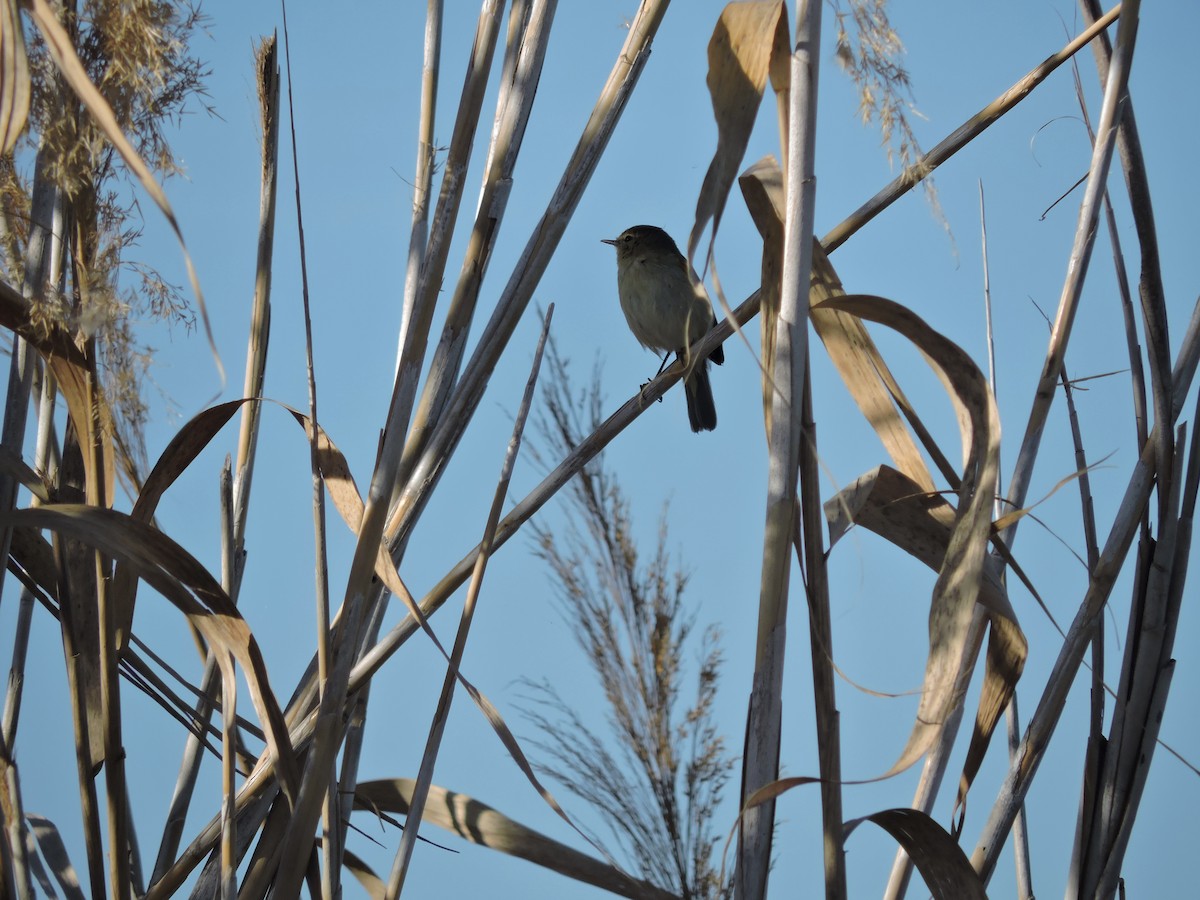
[616,259,710,354]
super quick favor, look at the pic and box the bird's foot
[638,381,663,404]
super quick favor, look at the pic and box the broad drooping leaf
[355,779,676,900]
[0,0,30,153]
[814,294,1003,780]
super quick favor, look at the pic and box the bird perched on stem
[601,225,725,432]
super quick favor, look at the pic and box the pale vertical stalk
[980,180,1033,900]
[396,0,442,362]
[329,7,537,861]
[0,334,32,510]
[1058,356,1105,895]
[739,2,821,898]
[1093,665,1174,897]
[1,592,34,751]
[972,457,1147,885]
[2,362,57,750]
[1003,695,1032,899]
[1069,43,1148,454]
[58,577,106,899]
[232,35,280,566]
[796,363,844,900]
[1000,0,1139,543]
[0,167,58,893]
[151,36,280,884]
[0,733,32,899]
[973,0,1142,881]
[256,0,495,868]
[979,182,997,398]
[274,7,339,896]
[1079,431,1185,897]
[385,309,551,897]
[218,460,236,899]
[92,369,129,900]
[1069,10,1180,892]
[325,4,500,889]
[885,193,997,900]
[219,663,238,900]
[1061,57,1138,895]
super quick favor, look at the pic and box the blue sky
[5,1,1199,897]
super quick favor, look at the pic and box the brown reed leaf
[0,0,30,153]
[816,295,1002,780]
[355,779,678,900]
[689,0,789,267]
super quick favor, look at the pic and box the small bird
[602,225,725,432]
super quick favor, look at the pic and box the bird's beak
[601,238,617,246]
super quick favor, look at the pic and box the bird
[601,225,724,432]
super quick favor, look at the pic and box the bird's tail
[683,360,717,432]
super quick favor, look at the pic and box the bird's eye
[622,234,633,243]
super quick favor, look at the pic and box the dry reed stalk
[397,0,442,359]
[217,462,236,900]
[796,363,846,899]
[739,8,822,896]
[269,10,342,893]
[224,18,511,874]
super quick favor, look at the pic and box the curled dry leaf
[815,294,1002,781]
[689,0,790,268]
[0,0,30,153]
[844,808,988,900]
[25,813,86,900]
[738,155,785,421]
[340,847,385,900]
[826,464,1026,825]
[113,399,251,648]
[727,783,989,898]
